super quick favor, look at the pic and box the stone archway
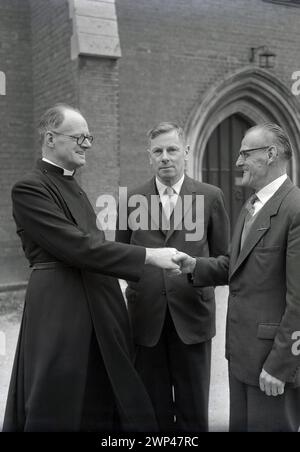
[185,67,300,185]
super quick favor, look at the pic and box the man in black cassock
[3,104,180,432]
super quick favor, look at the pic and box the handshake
[145,248,196,276]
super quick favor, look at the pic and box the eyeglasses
[238,145,271,159]
[51,130,94,146]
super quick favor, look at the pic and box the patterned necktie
[163,186,176,219]
[240,194,258,249]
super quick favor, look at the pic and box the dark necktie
[240,194,258,249]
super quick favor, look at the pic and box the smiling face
[236,128,274,191]
[148,129,189,185]
[46,109,92,171]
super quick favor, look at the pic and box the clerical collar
[42,158,75,176]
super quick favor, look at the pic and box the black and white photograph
[0,0,300,436]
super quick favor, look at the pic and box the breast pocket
[254,246,281,253]
[257,323,280,340]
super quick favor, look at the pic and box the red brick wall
[116,0,300,188]
[0,0,34,283]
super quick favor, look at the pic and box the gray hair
[38,103,81,144]
[246,122,292,161]
[147,122,186,146]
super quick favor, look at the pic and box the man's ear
[45,131,55,148]
[267,145,278,163]
[147,148,152,165]
[184,145,190,160]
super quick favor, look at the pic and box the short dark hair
[147,122,186,145]
[246,122,292,161]
[38,103,81,144]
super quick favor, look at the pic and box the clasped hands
[145,248,195,276]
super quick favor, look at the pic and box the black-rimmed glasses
[51,130,94,146]
[238,145,271,159]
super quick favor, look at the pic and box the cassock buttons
[79,191,83,195]
[43,169,48,174]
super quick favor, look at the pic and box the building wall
[79,57,121,207]
[0,0,121,285]
[0,0,34,284]
[29,0,78,157]
[116,0,300,188]
[1,0,300,285]
[30,0,121,210]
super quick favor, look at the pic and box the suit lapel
[139,178,164,234]
[230,208,247,273]
[165,176,196,242]
[230,178,294,279]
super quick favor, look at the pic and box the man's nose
[161,149,169,161]
[236,154,244,168]
[81,139,92,149]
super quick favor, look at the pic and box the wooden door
[202,114,254,231]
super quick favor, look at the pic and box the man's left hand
[259,368,285,396]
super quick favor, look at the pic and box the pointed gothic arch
[185,67,300,185]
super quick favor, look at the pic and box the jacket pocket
[254,246,281,254]
[257,323,280,339]
[200,286,214,301]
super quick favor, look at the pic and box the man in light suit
[116,122,230,431]
[175,123,300,432]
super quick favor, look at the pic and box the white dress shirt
[252,173,288,216]
[155,174,185,218]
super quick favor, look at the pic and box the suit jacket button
[162,290,166,295]
[43,169,47,174]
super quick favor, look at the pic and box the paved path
[0,286,229,431]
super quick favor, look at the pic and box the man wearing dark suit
[116,122,230,431]
[175,123,300,432]
[3,104,181,432]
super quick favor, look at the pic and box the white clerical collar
[256,173,287,205]
[42,158,75,176]
[155,174,185,197]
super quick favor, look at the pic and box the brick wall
[30,0,121,212]
[0,0,34,283]
[78,57,121,208]
[116,0,300,188]
[29,0,78,157]
[1,0,300,284]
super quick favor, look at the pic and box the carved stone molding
[185,67,300,184]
